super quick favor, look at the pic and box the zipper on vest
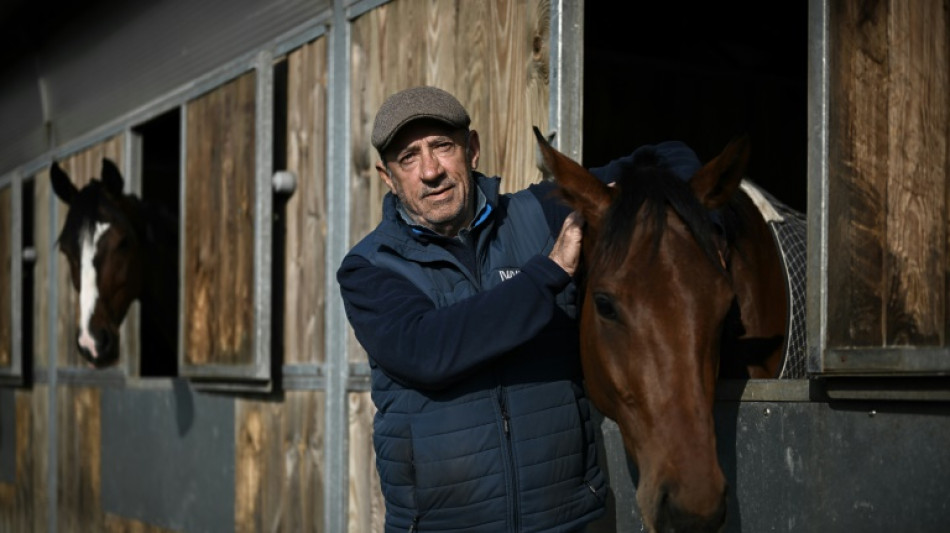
[408,516,419,532]
[497,386,519,532]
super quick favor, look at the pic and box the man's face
[377,119,480,237]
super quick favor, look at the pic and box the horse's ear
[533,126,612,228]
[689,135,751,210]
[101,158,125,195]
[50,162,78,205]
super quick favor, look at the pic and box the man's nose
[419,150,444,181]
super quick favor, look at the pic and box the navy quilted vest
[350,175,606,532]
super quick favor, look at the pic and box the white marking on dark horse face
[77,222,110,360]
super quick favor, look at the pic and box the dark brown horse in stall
[534,128,789,532]
[51,159,178,374]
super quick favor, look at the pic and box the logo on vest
[498,268,520,281]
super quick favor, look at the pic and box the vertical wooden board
[481,0,550,194]
[0,391,33,532]
[53,138,125,367]
[33,170,51,369]
[103,514,175,533]
[348,392,383,533]
[883,0,948,345]
[235,391,325,533]
[0,186,10,368]
[184,72,256,366]
[826,0,890,348]
[56,386,101,532]
[285,38,329,366]
[30,385,48,533]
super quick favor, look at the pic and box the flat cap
[371,86,471,153]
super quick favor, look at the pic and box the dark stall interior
[584,1,808,212]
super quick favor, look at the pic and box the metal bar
[254,49,275,384]
[11,174,23,382]
[548,0,585,161]
[806,0,830,375]
[324,1,352,531]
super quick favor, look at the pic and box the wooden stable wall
[184,73,258,367]
[824,0,950,352]
[2,0,560,531]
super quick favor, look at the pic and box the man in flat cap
[337,86,700,531]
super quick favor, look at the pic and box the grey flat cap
[372,86,471,153]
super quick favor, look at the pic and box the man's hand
[548,211,584,277]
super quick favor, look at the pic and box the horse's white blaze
[77,222,110,359]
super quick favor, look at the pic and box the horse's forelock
[594,159,725,274]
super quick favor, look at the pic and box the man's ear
[467,130,480,170]
[376,161,396,193]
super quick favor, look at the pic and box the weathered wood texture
[30,386,48,533]
[54,139,126,368]
[348,0,551,362]
[348,392,383,533]
[57,386,101,532]
[184,72,257,366]
[235,391,326,533]
[103,514,175,533]
[0,391,34,532]
[0,186,10,368]
[284,38,329,366]
[827,0,949,348]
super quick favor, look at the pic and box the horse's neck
[727,191,788,377]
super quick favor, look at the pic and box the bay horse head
[534,128,787,532]
[51,159,150,368]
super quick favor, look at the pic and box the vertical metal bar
[548,0,585,161]
[806,0,830,374]
[10,173,23,381]
[324,1,351,531]
[178,105,188,372]
[124,130,142,378]
[255,50,275,382]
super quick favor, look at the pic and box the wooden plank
[103,514,175,533]
[54,139,126,368]
[30,385,48,533]
[826,0,890,348]
[348,391,383,533]
[184,72,257,366]
[284,38,329,366]
[0,391,34,532]
[56,386,101,532]
[826,0,950,351]
[235,391,325,533]
[0,186,10,368]
[883,0,948,345]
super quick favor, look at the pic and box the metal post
[548,0,585,161]
[324,1,351,531]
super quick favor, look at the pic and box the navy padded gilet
[348,175,606,532]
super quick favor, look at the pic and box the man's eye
[434,142,454,154]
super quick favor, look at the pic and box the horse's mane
[595,148,741,273]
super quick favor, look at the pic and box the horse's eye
[592,292,620,321]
